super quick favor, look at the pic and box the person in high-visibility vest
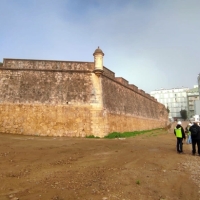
[174,121,186,153]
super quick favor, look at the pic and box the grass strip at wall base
[104,128,163,139]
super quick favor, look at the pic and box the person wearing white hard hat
[174,121,186,153]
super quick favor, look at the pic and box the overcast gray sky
[0,0,200,93]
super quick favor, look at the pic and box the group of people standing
[174,120,200,155]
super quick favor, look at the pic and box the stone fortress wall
[0,48,168,137]
[102,67,167,134]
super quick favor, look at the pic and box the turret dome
[93,47,104,56]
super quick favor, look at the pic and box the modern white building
[186,85,199,118]
[150,87,189,121]
[197,74,200,95]
[194,100,200,117]
[194,74,200,116]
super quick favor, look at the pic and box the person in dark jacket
[189,121,200,156]
[174,121,186,153]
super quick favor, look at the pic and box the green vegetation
[104,128,162,139]
[166,106,170,113]
[86,135,100,138]
[136,180,140,185]
[85,128,163,139]
[180,109,187,120]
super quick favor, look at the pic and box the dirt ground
[0,122,200,200]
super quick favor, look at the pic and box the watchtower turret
[93,47,104,76]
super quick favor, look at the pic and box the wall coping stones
[2,58,94,71]
[102,72,158,103]
[0,67,92,73]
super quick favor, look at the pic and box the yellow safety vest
[175,127,182,138]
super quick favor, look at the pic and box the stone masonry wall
[105,114,165,133]
[102,76,159,118]
[102,70,168,132]
[0,104,91,137]
[0,58,168,137]
[0,59,106,137]
[0,70,93,104]
[0,59,94,105]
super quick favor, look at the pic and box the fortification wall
[104,114,166,133]
[0,59,94,104]
[0,58,168,137]
[0,104,92,137]
[102,67,168,132]
[0,59,107,137]
[102,74,159,117]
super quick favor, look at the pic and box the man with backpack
[189,121,200,156]
[174,121,186,153]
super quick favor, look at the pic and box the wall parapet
[115,77,129,86]
[102,66,115,79]
[102,68,157,102]
[129,84,138,92]
[3,58,94,71]
[0,67,92,73]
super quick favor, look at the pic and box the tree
[166,106,170,113]
[180,109,187,120]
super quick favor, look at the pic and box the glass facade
[187,86,199,118]
[150,87,189,120]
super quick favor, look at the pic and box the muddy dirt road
[0,125,200,200]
